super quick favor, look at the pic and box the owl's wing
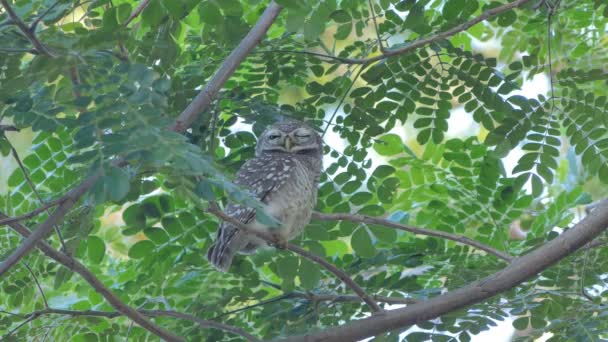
[207,154,295,271]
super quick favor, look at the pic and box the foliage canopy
[1,0,608,341]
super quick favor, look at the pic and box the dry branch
[283,200,608,341]
[312,212,513,262]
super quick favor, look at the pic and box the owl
[207,120,323,272]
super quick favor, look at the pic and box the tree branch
[0,173,99,278]
[283,201,608,342]
[264,0,534,65]
[124,0,151,26]
[0,198,63,226]
[367,0,385,52]
[207,207,383,313]
[312,212,513,262]
[170,0,282,132]
[0,124,20,131]
[12,308,259,342]
[22,262,49,309]
[0,214,186,342]
[29,0,60,32]
[0,0,56,57]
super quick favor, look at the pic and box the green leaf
[599,164,608,183]
[105,167,130,202]
[54,267,74,289]
[330,10,351,23]
[299,259,321,289]
[128,240,155,259]
[276,255,299,281]
[142,0,165,26]
[87,236,105,264]
[351,227,375,258]
[144,227,170,244]
[374,134,405,156]
[199,1,222,25]
[116,3,132,24]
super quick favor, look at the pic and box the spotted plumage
[207,120,323,272]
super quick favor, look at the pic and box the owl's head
[256,120,323,158]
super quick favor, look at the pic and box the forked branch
[208,207,383,313]
[0,0,56,57]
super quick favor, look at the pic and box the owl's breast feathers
[207,151,321,271]
[235,153,319,237]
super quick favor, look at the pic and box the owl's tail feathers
[206,243,234,272]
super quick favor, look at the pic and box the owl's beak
[284,136,293,151]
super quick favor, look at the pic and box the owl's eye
[268,134,281,140]
[295,134,310,138]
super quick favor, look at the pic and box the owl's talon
[270,233,288,249]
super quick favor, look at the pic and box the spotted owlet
[207,120,323,272]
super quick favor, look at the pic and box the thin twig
[322,64,368,137]
[0,173,99,277]
[8,141,67,252]
[2,313,36,339]
[312,212,513,262]
[546,6,555,112]
[0,0,56,57]
[0,124,19,131]
[264,0,534,65]
[22,262,49,308]
[0,47,38,54]
[207,207,383,313]
[212,293,297,319]
[29,0,61,32]
[367,0,385,52]
[0,198,63,226]
[17,308,259,342]
[214,291,418,320]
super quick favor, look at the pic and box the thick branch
[283,201,608,342]
[170,1,282,132]
[0,173,99,277]
[0,215,185,342]
[312,212,513,262]
[0,0,56,57]
[15,308,258,342]
[264,0,534,65]
[207,207,383,313]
